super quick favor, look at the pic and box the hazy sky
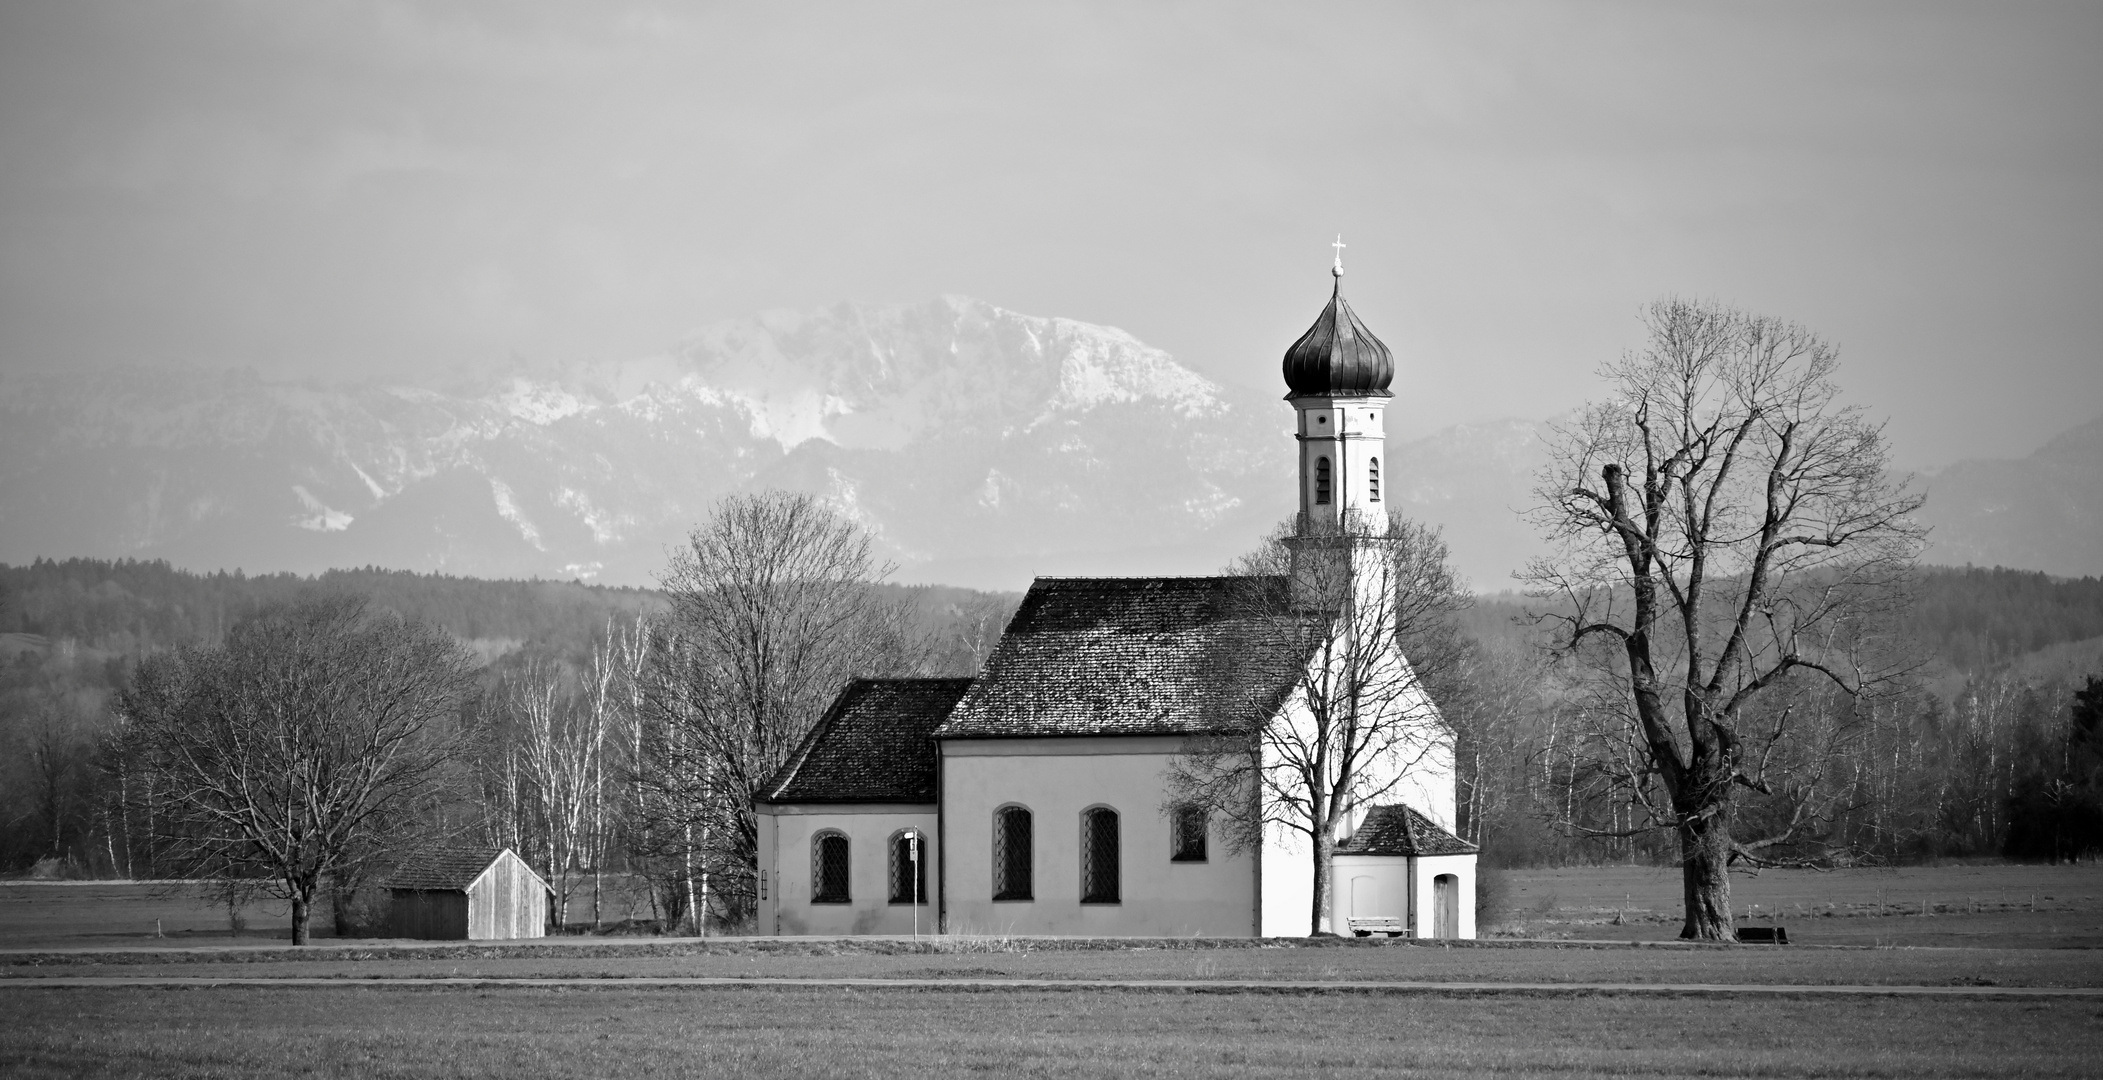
[2,1,2097,469]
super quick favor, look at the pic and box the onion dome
[1282,266,1393,398]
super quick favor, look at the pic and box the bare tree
[1171,510,1470,935]
[1528,297,1924,940]
[582,615,648,928]
[633,491,922,929]
[500,655,606,929]
[114,594,476,945]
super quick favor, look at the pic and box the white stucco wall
[939,736,1258,937]
[1259,821,1314,937]
[1411,854,1476,939]
[755,804,939,936]
[1334,854,1409,926]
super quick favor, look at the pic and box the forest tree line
[4,552,2101,927]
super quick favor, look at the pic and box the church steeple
[1284,250,1392,537]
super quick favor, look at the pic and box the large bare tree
[114,594,476,944]
[633,491,921,929]
[1528,298,1924,940]
[1172,510,1469,935]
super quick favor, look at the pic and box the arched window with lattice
[992,805,1033,901]
[1315,456,1332,505]
[811,830,850,904]
[1080,806,1120,903]
[1368,457,1381,502]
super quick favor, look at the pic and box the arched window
[992,805,1033,901]
[1368,457,1381,502]
[1080,806,1120,903]
[1315,457,1332,505]
[811,831,850,904]
[889,830,928,905]
[1170,804,1207,863]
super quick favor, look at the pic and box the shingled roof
[933,576,1328,740]
[1335,804,1479,857]
[757,677,975,804]
[386,847,507,891]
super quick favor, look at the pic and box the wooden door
[1433,874,1458,939]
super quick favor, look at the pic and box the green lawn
[6,985,2100,1079]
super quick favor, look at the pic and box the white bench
[1347,916,1407,938]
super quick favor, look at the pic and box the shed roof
[933,576,1326,740]
[1335,804,1479,857]
[756,677,974,804]
[386,847,507,892]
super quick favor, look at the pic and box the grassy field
[8,864,2102,1078]
[9,863,2100,952]
[6,936,2101,989]
[7,985,2103,1079]
[1492,862,2103,949]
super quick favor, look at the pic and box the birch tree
[503,656,604,928]
[1528,297,1923,940]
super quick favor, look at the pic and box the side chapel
[754,259,1477,938]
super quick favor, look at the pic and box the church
[753,260,1477,938]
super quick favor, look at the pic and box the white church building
[753,264,1477,938]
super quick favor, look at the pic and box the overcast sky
[2,1,2096,469]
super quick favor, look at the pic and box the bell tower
[1280,241,1395,608]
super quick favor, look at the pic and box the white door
[1350,876,1376,919]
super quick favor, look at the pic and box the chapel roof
[386,847,506,892]
[932,576,1326,740]
[756,677,975,804]
[1281,269,1394,398]
[1335,804,1479,857]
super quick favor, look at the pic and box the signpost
[909,831,921,941]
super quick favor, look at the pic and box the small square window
[1171,804,1207,863]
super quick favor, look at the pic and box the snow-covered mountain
[6,293,2089,590]
[0,297,1295,589]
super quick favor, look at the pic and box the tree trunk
[290,892,311,946]
[1677,812,1735,941]
[1310,830,1337,936]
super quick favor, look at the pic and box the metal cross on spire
[1331,234,1346,275]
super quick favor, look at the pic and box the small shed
[1333,804,1480,939]
[384,847,550,940]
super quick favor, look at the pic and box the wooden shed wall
[466,851,547,939]
[386,890,469,940]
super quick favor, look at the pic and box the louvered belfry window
[993,805,1033,901]
[1315,457,1332,505]
[889,830,927,904]
[1080,807,1120,903]
[1369,457,1381,502]
[1170,804,1207,862]
[812,831,850,903]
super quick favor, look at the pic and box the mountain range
[1,296,2095,590]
